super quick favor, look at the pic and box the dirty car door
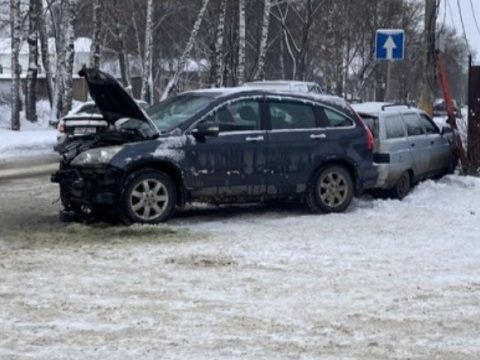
[265,98,326,195]
[418,113,453,174]
[186,98,267,199]
[401,112,431,179]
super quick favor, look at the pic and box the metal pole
[385,60,393,101]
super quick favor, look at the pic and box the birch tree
[63,0,77,116]
[237,0,246,85]
[140,0,153,102]
[161,0,210,100]
[253,0,271,81]
[89,0,102,69]
[50,2,66,124]
[37,0,53,106]
[214,0,227,87]
[26,0,40,122]
[10,0,21,131]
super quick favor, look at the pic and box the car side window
[202,99,261,132]
[402,113,425,136]
[268,101,316,130]
[419,114,439,134]
[323,108,355,127]
[384,114,406,139]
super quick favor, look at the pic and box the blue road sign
[375,29,405,61]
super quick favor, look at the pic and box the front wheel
[306,165,354,213]
[121,170,177,224]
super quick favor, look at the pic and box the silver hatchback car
[352,102,457,199]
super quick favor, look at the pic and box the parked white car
[352,102,457,199]
[55,100,149,147]
[243,80,323,94]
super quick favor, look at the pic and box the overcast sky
[439,0,480,62]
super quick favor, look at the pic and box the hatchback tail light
[349,106,374,152]
[58,123,66,134]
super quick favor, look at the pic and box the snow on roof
[351,102,391,115]
[48,37,92,53]
[0,38,29,54]
[160,58,210,72]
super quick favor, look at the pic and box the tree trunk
[214,0,227,87]
[50,3,66,124]
[26,0,40,122]
[140,0,154,102]
[63,0,76,116]
[161,0,210,101]
[112,0,132,95]
[10,0,21,131]
[37,0,53,107]
[253,0,271,81]
[237,0,246,85]
[89,0,102,69]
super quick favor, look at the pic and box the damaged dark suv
[51,68,377,224]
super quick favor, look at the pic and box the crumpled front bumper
[51,164,122,214]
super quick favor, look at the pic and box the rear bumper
[374,163,405,189]
[357,164,378,193]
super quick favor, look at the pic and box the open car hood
[78,68,150,125]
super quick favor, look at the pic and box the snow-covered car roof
[351,102,416,116]
[182,86,350,114]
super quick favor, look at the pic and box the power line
[456,0,472,53]
[469,0,480,37]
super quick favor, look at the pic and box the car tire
[390,171,411,199]
[306,165,354,213]
[121,170,176,224]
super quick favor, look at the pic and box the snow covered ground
[0,102,479,358]
[0,101,57,161]
[0,174,479,359]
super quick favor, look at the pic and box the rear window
[358,113,379,138]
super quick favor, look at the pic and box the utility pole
[419,0,437,115]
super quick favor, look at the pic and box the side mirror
[191,124,220,141]
[441,126,452,135]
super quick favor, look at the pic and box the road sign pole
[385,60,393,101]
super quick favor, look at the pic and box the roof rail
[381,103,411,110]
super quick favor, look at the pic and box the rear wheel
[307,165,354,213]
[390,171,411,199]
[121,170,176,224]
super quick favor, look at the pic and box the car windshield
[145,94,215,133]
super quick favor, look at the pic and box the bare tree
[161,0,210,100]
[252,0,271,81]
[89,0,102,69]
[214,0,227,87]
[38,0,53,106]
[62,0,76,116]
[237,0,245,85]
[10,0,21,131]
[140,0,153,102]
[26,0,40,122]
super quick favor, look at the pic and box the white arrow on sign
[383,35,397,60]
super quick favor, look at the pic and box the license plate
[73,127,96,135]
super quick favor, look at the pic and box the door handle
[246,135,264,142]
[411,143,415,147]
[310,133,326,139]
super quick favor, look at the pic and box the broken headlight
[71,146,123,166]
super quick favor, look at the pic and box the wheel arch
[121,160,186,206]
[309,159,358,194]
